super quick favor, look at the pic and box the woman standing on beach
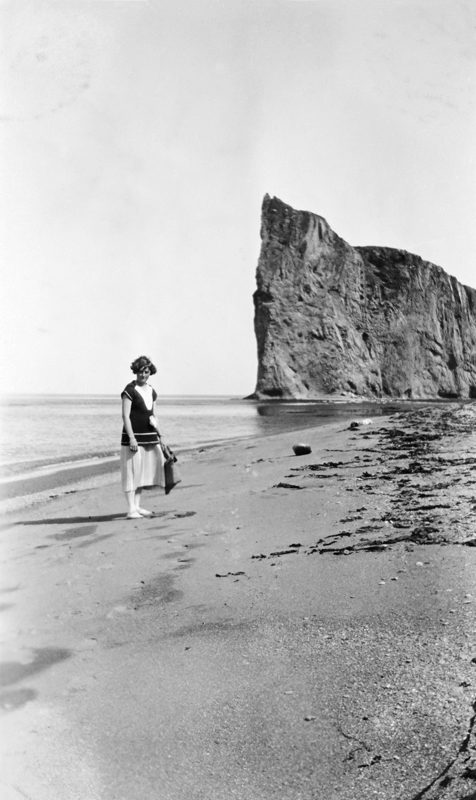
[121,355,165,519]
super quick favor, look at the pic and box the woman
[120,355,165,518]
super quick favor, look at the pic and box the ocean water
[0,394,348,477]
[0,393,446,502]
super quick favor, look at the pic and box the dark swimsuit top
[121,382,159,446]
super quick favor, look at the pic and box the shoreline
[0,422,342,517]
[2,397,469,517]
[0,411,377,517]
[1,403,475,799]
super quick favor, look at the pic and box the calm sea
[0,393,443,504]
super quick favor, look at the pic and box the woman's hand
[129,437,138,452]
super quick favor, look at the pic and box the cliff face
[253,195,476,400]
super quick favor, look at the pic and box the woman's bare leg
[125,491,141,518]
[135,488,152,516]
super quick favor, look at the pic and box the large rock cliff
[253,195,476,400]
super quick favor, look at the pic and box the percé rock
[253,195,476,400]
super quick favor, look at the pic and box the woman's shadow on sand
[15,513,130,526]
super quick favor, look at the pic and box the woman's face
[136,366,151,386]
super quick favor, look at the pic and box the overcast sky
[1,0,475,396]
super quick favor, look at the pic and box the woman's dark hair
[130,355,157,375]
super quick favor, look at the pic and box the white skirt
[120,444,165,492]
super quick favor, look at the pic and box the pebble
[293,443,312,456]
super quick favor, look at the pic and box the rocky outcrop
[252,195,476,400]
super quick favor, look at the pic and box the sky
[1,0,475,396]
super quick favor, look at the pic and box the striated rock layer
[252,195,476,400]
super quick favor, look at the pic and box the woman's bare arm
[122,396,138,451]
[149,402,162,438]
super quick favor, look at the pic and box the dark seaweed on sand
[259,405,476,559]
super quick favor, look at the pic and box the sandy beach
[1,404,476,800]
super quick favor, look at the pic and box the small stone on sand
[293,443,312,456]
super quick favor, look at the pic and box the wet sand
[0,456,119,505]
[1,404,475,800]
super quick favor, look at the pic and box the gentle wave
[0,454,119,485]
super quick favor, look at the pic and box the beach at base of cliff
[1,402,475,800]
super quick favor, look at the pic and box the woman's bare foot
[137,507,153,517]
